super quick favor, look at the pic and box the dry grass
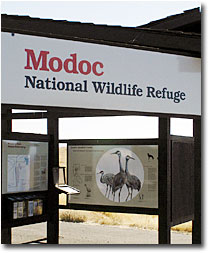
[172,222,192,233]
[59,208,192,233]
[60,210,88,223]
[59,147,192,233]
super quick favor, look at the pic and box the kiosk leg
[158,117,171,244]
[1,227,11,244]
[47,115,59,244]
[1,105,12,244]
[192,118,201,244]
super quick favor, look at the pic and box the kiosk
[1,9,201,244]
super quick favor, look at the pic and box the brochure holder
[53,167,80,195]
[7,194,46,221]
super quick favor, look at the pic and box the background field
[59,147,192,233]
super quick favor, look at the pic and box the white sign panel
[1,32,201,115]
[2,140,48,194]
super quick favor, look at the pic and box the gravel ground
[10,221,192,245]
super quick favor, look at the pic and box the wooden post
[1,105,12,133]
[1,226,11,244]
[158,117,171,244]
[47,111,59,244]
[192,117,201,244]
[1,105,12,244]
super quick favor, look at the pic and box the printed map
[7,155,30,192]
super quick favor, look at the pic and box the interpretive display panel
[68,144,158,208]
[2,140,48,194]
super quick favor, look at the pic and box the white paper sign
[1,32,201,115]
[2,140,48,194]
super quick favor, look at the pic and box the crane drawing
[84,184,91,197]
[97,170,115,198]
[125,155,141,201]
[96,148,144,202]
[111,150,127,202]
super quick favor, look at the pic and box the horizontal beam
[1,103,200,119]
[1,132,49,141]
[61,138,159,145]
[4,112,48,120]
[59,203,159,215]
[1,14,201,57]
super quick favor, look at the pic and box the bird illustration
[125,155,141,201]
[73,165,83,184]
[97,170,115,198]
[84,184,91,197]
[111,150,127,202]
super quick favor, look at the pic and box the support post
[192,117,201,244]
[1,105,12,244]
[158,117,171,244]
[1,105,12,133]
[47,111,59,244]
[1,226,12,244]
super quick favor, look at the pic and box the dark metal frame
[1,104,201,245]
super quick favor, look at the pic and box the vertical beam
[1,194,12,244]
[158,117,171,244]
[1,105,12,244]
[1,105,12,133]
[1,226,12,244]
[47,111,59,244]
[192,117,201,244]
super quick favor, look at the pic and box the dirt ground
[9,221,192,245]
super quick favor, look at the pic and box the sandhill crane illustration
[97,171,115,198]
[73,165,83,184]
[111,150,127,202]
[84,184,91,197]
[125,155,141,201]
